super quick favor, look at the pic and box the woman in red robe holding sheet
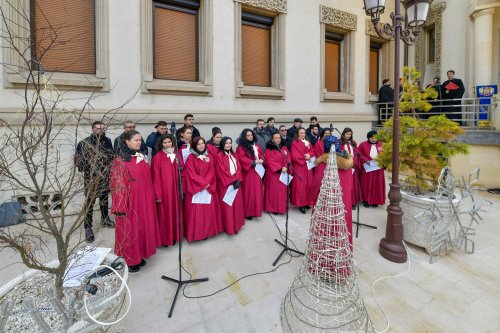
[216,137,245,235]
[236,129,264,220]
[264,133,292,215]
[151,134,180,247]
[111,130,161,273]
[309,128,331,207]
[183,137,222,241]
[290,127,314,214]
[340,128,359,208]
[357,130,386,207]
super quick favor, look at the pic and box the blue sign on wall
[476,85,498,127]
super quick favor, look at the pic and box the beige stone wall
[449,145,500,188]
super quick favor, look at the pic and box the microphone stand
[161,151,208,318]
[351,145,377,237]
[272,143,304,266]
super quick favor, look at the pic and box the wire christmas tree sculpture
[281,149,375,333]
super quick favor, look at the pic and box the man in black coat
[176,113,201,140]
[378,79,394,125]
[287,118,303,140]
[75,121,115,242]
[279,125,292,150]
[441,70,465,125]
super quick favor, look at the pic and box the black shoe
[370,204,379,208]
[299,207,307,214]
[85,228,95,243]
[362,201,369,208]
[306,206,312,210]
[101,216,115,228]
[128,265,141,273]
[246,216,253,220]
[352,205,357,210]
[139,259,147,267]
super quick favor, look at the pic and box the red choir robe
[309,140,326,207]
[263,143,291,214]
[206,143,219,159]
[151,150,181,246]
[236,144,264,218]
[183,152,222,241]
[216,151,245,234]
[110,155,161,266]
[290,139,314,208]
[341,142,359,206]
[357,140,386,205]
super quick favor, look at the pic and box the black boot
[299,207,307,214]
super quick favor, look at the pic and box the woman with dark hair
[151,134,180,247]
[340,127,359,208]
[264,132,291,215]
[236,128,264,220]
[309,128,331,207]
[290,127,314,214]
[183,137,222,241]
[216,136,245,234]
[206,128,222,157]
[110,130,160,272]
[357,130,385,207]
[177,126,193,167]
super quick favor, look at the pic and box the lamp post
[363,0,433,263]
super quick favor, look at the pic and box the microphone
[170,121,176,134]
[329,123,333,131]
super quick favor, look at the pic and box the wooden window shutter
[242,24,271,87]
[154,5,198,81]
[33,0,95,74]
[369,48,379,94]
[325,41,340,92]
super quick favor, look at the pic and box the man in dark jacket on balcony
[378,79,394,125]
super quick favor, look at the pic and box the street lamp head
[404,0,433,27]
[363,0,386,18]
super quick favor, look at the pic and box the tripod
[161,154,208,318]
[272,146,304,266]
[352,149,377,237]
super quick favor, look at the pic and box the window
[241,12,272,87]
[142,0,212,95]
[369,42,382,94]
[153,1,198,81]
[427,27,435,64]
[32,0,95,74]
[3,0,109,89]
[234,3,285,99]
[321,27,353,101]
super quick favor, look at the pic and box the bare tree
[0,0,126,299]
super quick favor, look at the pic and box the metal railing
[376,97,497,129]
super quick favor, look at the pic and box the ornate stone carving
[234,0,287,13]
[365,18,391,39]
[320,5,357,31]
[415,2,446,77]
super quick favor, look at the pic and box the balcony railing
[375,97,497,129]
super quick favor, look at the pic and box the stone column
[472,8,495,85]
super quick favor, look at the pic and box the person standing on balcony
[441,70,465,126]
[378,79,394,125]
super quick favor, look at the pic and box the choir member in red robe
[216,137,245,234]
[183,137,222,241]
[309,128,331,207]
[151,134,180,247]
[176,127,192,169]
[357,130,386,207]
[264,133,292,215]
[340,128,359,208]
[236,129,264,220]
[290,127,314,214]
[206,128,222,158]
[110,130,161,272]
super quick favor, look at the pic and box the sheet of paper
[223,186,238,206]
[182,147,191,163]
[363,161,381,173]
[63,247,111,287]
[279,172,293,186]
[192,189,212,204]
[255,163,265,179]
[307,156,316,170]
